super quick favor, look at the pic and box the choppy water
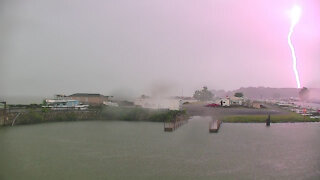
[0,117,319,180]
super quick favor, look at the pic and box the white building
[215,98,230,107]
[176,96,198,104]
[230,96,245,106]
[43,99,88,110]
[216,96,247,107]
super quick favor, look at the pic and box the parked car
[205,103,220,107]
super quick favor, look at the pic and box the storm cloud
[1,0,319,100]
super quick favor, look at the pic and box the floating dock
[209,120,221,133]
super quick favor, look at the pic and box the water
[0,117,319,180]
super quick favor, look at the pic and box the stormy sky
[1,0,320,99]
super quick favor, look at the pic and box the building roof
[46,99,79,103]
[69,93,107,97]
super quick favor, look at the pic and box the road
[183,102,288,119]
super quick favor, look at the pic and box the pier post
[266,114,270,126]
[1,102,6,126]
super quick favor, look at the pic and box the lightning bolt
[288,5,301,88]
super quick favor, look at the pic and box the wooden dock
[209,120,221,133]
[164,115,188,132]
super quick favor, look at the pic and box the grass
[100,107,186,122]
[222,113,320,123]
[16,110,81,125]
[4,107,187,126]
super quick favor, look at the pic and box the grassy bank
[222,113,320,123]
[5,107,187,125]
[100,107,186,122]
[13,111,99,125]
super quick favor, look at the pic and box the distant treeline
[211,87,300,99]
[212,87,320,100]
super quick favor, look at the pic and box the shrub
[19,111,43,124]
[100,107,186,122]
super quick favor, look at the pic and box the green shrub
[14,107,187,125]
[100,107,186,122]
[19,111,43,124]
[66,112,77,121]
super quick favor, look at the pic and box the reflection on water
[0,117,319,180]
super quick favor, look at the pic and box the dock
[209,120,221,133]
[164,115,188,132]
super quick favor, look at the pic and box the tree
[193,86,213,101]
[234,92,244,97]
[299,87,309,101]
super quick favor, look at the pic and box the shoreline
[1,118,319,128]
[221,113,320,123]
[1,105,319,127]
[1,107,189,126]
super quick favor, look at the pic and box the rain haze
[1,0,320,101]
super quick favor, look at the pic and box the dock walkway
[209,120,221,133]
[164,115,188,132]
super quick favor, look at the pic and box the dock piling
[266,114,271,126]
